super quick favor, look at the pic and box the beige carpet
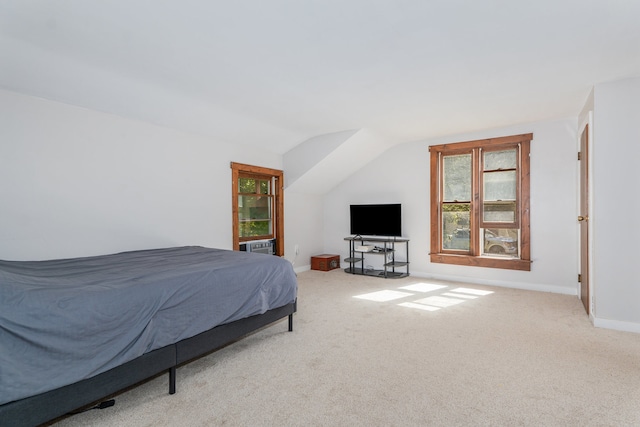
[53,270,640,426]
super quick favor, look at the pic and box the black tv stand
[344,236,409,278]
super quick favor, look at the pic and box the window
[231,162,284,256]
[238,175,273,238]
[429,133,532,271]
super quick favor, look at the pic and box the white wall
[284,192,325,272]
[592,77,640,329]
[324,118,579,295]
[0,88,585,299]
[0,89,283,260]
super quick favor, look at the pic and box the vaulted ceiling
[1,1,640,155]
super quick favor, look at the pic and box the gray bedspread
[0,246,297,405]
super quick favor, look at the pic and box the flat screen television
[350,203,401,237]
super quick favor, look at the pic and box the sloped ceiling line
[284,129,394,195]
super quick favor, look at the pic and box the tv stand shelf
[344,236,409,279]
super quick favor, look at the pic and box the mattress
[0,246,298,405]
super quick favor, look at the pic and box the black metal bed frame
[0,301,296,427]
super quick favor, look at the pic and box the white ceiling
[1,1,640,154]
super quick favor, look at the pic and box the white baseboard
[410,270,577,296]
[294,264,311,274]
[593,317,640,334]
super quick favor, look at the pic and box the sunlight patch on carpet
[398,302,441,311]
[451,288,494,296]
[442,292,478,299]
[399,283,448,293]
[352,283,494,312]
[413,296,466,308]
[354,290,414,302]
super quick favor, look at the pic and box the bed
[0,246,298,426]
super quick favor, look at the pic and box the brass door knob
[578,215,589,222]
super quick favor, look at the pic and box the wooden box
[311,254,340,272]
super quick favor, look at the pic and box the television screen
[350,204,401,237]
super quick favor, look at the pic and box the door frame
[578,114,594,318]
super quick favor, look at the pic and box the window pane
[482,228,519,256]
[483,170,516,201]
[442,204,470,250]
[238,195,272,220]
[443,154,471,202]
[238,195,273,237]
[483,201,516,222]
[239,220,272,237]
[484,149,516,171]
[259,180,270,195]
[239,177,256,194]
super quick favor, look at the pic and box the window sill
[430,253,531,271]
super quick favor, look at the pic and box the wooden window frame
[237,173,275,241]
[231,162,284,256]
[429,134,532,271]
